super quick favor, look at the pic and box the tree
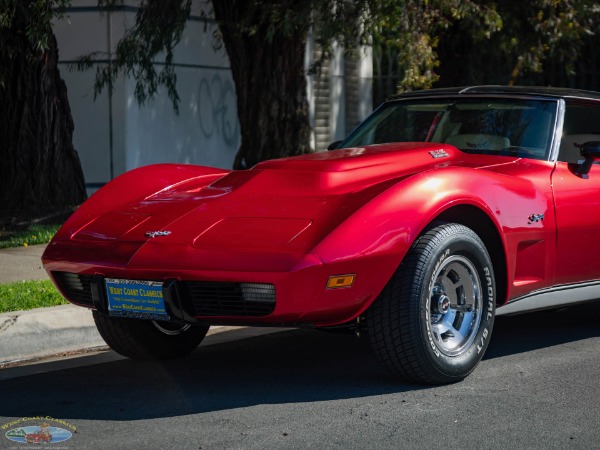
[84,0,369,168]
[371,0,501,93]
[496,0,600,86]
[84,0,501,169]
[435,0,600,88]
[371,0,502,103]
[210,2,312,168]
[0,1,86,223]
[4,0,597,219]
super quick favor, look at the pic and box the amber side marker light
[326,274,356,289]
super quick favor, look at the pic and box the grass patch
[0,280,68,313]
[0,224,60,249]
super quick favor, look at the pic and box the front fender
[311,165,555,303]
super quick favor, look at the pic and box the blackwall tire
[92,311,209,360]
[366,222,495,384]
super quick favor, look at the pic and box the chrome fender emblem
[145,230,172,238]
[429,149,449,159]
[528,214,544,224]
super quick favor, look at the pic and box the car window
[558,104,600,163]
[340,98,557,160]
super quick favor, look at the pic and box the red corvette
[43,86,600,384]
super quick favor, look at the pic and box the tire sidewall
[132,319,209,356]
[93,310,209,359]
[419,230,495,379]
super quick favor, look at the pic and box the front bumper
[43,236,400,327]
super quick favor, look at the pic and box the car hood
[64,142,518,269]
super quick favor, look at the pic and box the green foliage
[5,0,600,122]
[0,224,60,249]
[368,0,502,92]
[232,0,313,40]
[76,0,191,113]
[76,0,502,108]
[0,280,68,313]
[0,0,70,54]
[496,0,600,83]
[0,0,70,88]
[430,0,600,87]
[78,0,376,110]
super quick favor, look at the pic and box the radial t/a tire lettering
[93,311,209,360]
[366,222,496,384]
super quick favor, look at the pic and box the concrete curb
[0,304,284,368]
[0,304,105,365]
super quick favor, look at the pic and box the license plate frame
[105,278,169,321]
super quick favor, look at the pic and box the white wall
[54,1,240,194]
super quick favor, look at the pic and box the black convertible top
[390,85,600,102]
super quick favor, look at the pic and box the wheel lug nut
[436,294,450,315]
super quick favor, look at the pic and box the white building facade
[53,1,373,193]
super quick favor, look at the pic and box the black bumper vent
[180,281,276,317]
[53,272,95,307]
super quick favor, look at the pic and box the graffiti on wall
[198,73,240,148]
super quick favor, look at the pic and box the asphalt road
[2,304,600,449]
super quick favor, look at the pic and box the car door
[552,102,600,285]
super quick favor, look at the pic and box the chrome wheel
[152,320,191,336]
[429,255,482,357]
[366,222,495,384]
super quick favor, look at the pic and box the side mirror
[327,140,342,151]
[576,141,600,178]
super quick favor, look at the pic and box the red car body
[25,432,52,444]
[43,86,600,383]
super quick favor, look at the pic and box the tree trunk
[212,1,312,169]
[0,18,86,223]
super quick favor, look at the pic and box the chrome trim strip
[497,280,600,316]
[549,98,566,162]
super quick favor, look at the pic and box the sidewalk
[0,243,48,283]
[0,244,267,367]
[0,304,106,365]
[0,243,106,365]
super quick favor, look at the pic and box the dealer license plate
[105,278,169,321]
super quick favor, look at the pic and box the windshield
[340,98,558,160]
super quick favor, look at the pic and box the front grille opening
[53,272,94,307]
[241,283,276,302]
[181,281,276,317]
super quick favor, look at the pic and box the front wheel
[93,311,209,359]
[366,223,495,384]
